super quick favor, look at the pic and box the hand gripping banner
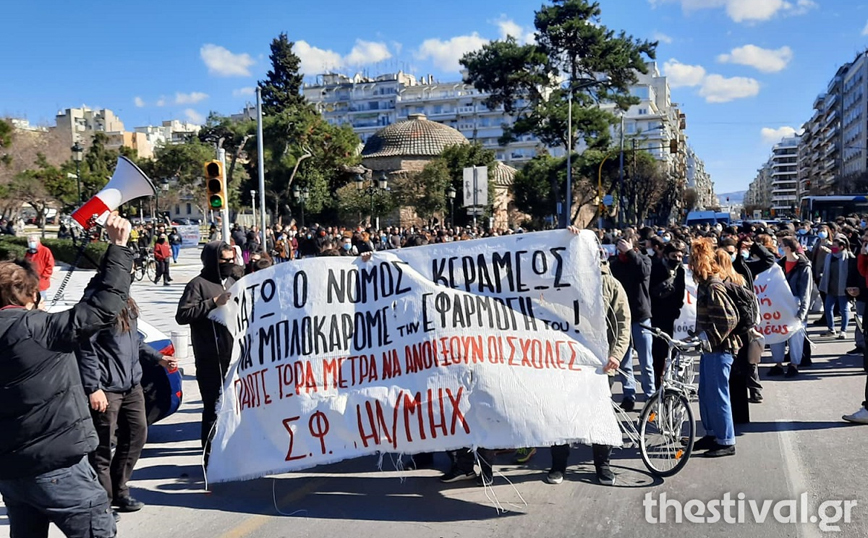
[206,230,621,483]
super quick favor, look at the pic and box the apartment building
[134,119,202,151]
[53,106,125,146]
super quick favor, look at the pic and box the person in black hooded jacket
[0,213,131,538]
[76,294,177,515]
[175,241,237,457]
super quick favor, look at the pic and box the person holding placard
[767,237,813,378]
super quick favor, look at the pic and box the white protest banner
[673,267,696,341]
[177,224,201,249]
[753,264,802,341]
[673,264,801,345]
[206,230,621,483]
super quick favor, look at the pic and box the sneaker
[847,347,863,355]
[476,473,493,487]
[113,496,144,512]
[821,331,837,338]
[693,435,717,451]
[596,465,616,486]
[784,364,799,378]
[749,394,764,404]
[514,447,537,464]
[837,333,847,340]
[620,399,635,412]
[767,365,785,376]
[843,407,868,424]
[703,443,736,457]
[546,470,564,485]
[439,469,476,483]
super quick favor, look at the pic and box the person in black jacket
[649,241,687,386]
[0,213,131,538]
[76,295,177,516]
[609,232,655,411]
[175,241,237,459]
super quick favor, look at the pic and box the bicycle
[612,324,701,477]
[133,248,156,282]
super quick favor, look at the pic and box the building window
[174,205,180,215]
[186,203,192,215]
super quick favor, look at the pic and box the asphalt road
[1,251,866,537]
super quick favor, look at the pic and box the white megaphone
[71,156,156,230]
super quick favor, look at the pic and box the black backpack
[723,280,760,334]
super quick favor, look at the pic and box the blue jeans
[0,456,116,537]
[171,244,181,262]
[620,321,656,401]
[698,352,735,446]
[770,327,806,366]
[825,295,850,333]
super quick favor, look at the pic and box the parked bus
[799,195,868,221]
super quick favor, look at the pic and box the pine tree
[258,33,306,116]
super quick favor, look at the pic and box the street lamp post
[447,185,457,228]
[293,184,309,228]
[154,178,169,222]
[356,172,389,227]
[250,190,257,230]
[71,142,83,205]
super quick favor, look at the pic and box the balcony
[457,122,476,131]
[458,106,475,114]
[823,159,836,170]
[428,109,456,118]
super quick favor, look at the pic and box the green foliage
[0,236,108,268]
[0,119,12,150]
[334,180,397,226]
[461,0,656,150]
[258,33,306,116]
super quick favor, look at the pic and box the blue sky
[2,0,868,194]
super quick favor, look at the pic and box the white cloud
[133,96,145,108]
[717,44,793,73]
[494,16,536,44]
[155,97,166,107]
[653,32,674,44]
[650,0,816,23]
[295,41,344,74]
[415,33,489,73]
[200,44,255,77]
[233,87,255,97]
[699,74,760,103]
[345,39,393,66]
[174,92,209,105]
[295,39,393,74]
[663,59,707,88]
[862,20,868,36]
[184,109,205,124]
[761,126,797,144]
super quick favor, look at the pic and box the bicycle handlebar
[638,323,701,351]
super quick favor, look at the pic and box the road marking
[216,475,330,538]
[775,420,823,538]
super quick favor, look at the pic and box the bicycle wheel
[639,390,695,477]
[134,261,145,282]
[145,260,157,281]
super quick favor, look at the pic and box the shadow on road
[737,420,852,434]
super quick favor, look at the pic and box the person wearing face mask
[23,234,54,300]
[819,235,857,339]
[732,236,776,284]
[340,236,359,256]
[648,241,686,385]
[175,242,237,459]
[796,221,817,252]
[767,237,813,378]
[810,224,834,326]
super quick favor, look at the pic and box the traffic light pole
[256,87,267,247]
[219,148,230,244]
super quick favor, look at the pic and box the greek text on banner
[206,230,622,483]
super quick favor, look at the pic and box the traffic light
[204,160,225,209]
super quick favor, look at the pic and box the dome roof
[492,161,517,187]
[361,114,468,159]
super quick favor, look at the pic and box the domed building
[361,113,468,176]
[360,114,521,229]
